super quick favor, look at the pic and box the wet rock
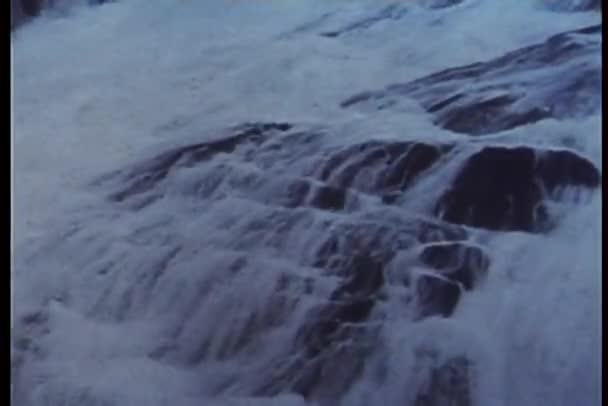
[274,179,350,212]
[435,146,600,232]
[288,254,386,398]
[415,243,490,318]
[309,185,347,211]
[416,274,462,318]
[311,215,468,278]
[257,254,389,399]
[20,0,43,17]
[318,141,386,183]
[307,218,474,321]
[113,133,447,212]
[280,179,312,208]
[377,143,445,191]
[341,25,601,135]
[415,220,468,244]
[382,191,402,205]
[435,95,551,136]
[318,141,450,195]
[312,235,341,269]
[107,122,292,202]
[535,149,601,191]
[12,0,40,29]
[298,254,386,357]
[415,356,472,406]
[419,243,490,290]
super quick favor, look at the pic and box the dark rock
[12,0,116,30]
[319,141,386,183]
[415,356,472,406]
[435,146,600,232]
[289,254,386,398]
[415,220,468,244]
[311,216,468,279]
[320,31,340,38]
[107,122,292,202]
[536,149,601,191]
[277,180,348,212]
[318,141,450,195]
[340,91,381,108]
[19,309,49,326]
[378,143,444,191]
[416,274,462,318]
[20,0,42,17]
[309,185,347,211]
[382,191,402,204]
[306,218,473,323]
[419,243,490,290]
[312,235,341,269]
[415,243,490,318]
[423,0,465,9]
[12,0,39,29]
[437,95,551,136]
[341,25,601,135]
[281,179,312,208]
[332,254,387,300]
[258,253,391,399]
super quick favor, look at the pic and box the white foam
[12,1,601,405]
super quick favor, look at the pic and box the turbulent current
[11,1,601,405]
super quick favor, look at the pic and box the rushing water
[12,1,601,405]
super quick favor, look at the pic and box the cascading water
[11,1,601,405]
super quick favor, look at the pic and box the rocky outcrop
[435,146,600,232]
[96,123,600,399]
[94,105,598,401]
[416,242,490,317]
[341,25,602,136]
[11,2,602,404]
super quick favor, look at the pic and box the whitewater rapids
[12,1,601,405]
